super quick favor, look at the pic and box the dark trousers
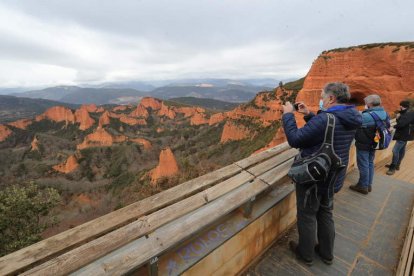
[391,140,407,166]
[295,183,335,261]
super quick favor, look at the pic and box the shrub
[0,182,60,256]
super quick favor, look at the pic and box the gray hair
[364,94,381,106]
[323,82,351,103]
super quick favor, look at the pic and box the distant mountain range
[168,97,240,111]
[8,78,279,105]
[0,95,79,123]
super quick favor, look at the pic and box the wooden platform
[246,148,414,276]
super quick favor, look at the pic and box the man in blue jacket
[282,82,362,266]
[352,95,390,194]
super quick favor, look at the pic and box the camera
[293,103,300,110]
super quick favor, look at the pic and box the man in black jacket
[386,100,414,175]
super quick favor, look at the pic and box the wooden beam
[247,148,297,177]
[259,158,295,186]
[235,142,290,169]
[73,179,270,275]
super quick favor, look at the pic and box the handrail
[0,143,292,275]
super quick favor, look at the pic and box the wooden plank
[23,171,254,276]
[0,163,242,276]
[235,142,290,169]
[247,148,297,177]
[74,178,270,275]
[259,158,294,186]
[396,207,414,275]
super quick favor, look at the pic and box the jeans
[392,140,407,166]
[357,149,376,188]
[296,183,335,261]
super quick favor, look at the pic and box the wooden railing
[0,142,298,275]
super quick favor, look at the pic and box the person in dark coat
[351,95,390,194]
[386,100,414,175]
[282,82,362,266]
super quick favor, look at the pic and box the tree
[0,182,60,256]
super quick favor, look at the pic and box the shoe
[349,184,369,195]
[386,164,396,175]
[289,241,313,266]
[315,244,333,265]
[385,164,400,170]
[368,186,372,193]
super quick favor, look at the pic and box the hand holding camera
[294,102,310,115]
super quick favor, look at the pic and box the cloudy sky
[0,0,412,88]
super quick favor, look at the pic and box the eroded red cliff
[75,106,95,130]
[36,106,75,124]
[220,121,251,143]
[53,155,79,174]
[149,147,179,184]
[296,44,414,112]
[77,128,127,150]
[8,119,33,130]
[0,125,12,142]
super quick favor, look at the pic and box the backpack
[368,112,391,150]
[288,113,345,186]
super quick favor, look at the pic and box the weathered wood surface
[247,148,297,177]
[74,179,270,275]
[247,169,414,276]
[0,163,242,275]
[23,171,255,276]
[235,142,290,169]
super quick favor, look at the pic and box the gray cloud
[0,0,413,87]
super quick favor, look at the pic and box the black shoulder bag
[288,113,345,186]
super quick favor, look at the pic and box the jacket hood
[326,105,362,130]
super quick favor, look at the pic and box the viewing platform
[246,146,414,275]
[0,138,413,275]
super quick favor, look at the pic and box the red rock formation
[225,92,282,126]
[30,136,40,151]
[83,104,99,113]
[296,44,414,112]
[0,125,12,142]
[190,112,209,125]
[108,112,122,118]
[129,104,149,118]
[95,106,105,113]
[7,119,33,130]
[36,106,75,124]
[140,97,162,110]
[130,138,152,150]
[220,121,251,143]
[75,106,95,130]
[156,127,164,133]
[53,155,79,174]
[77,128,126,150]
[209,113,227,125]
[119,115,147,126]
[98,111,111,127]
[158,103,176,119]
[175,106,206,118]
[149,147,179,184]
[113,105,129,112]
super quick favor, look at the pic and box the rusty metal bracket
[241,196,256,218]
[148,256,159,276]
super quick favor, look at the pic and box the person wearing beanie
[386,100,414,175]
